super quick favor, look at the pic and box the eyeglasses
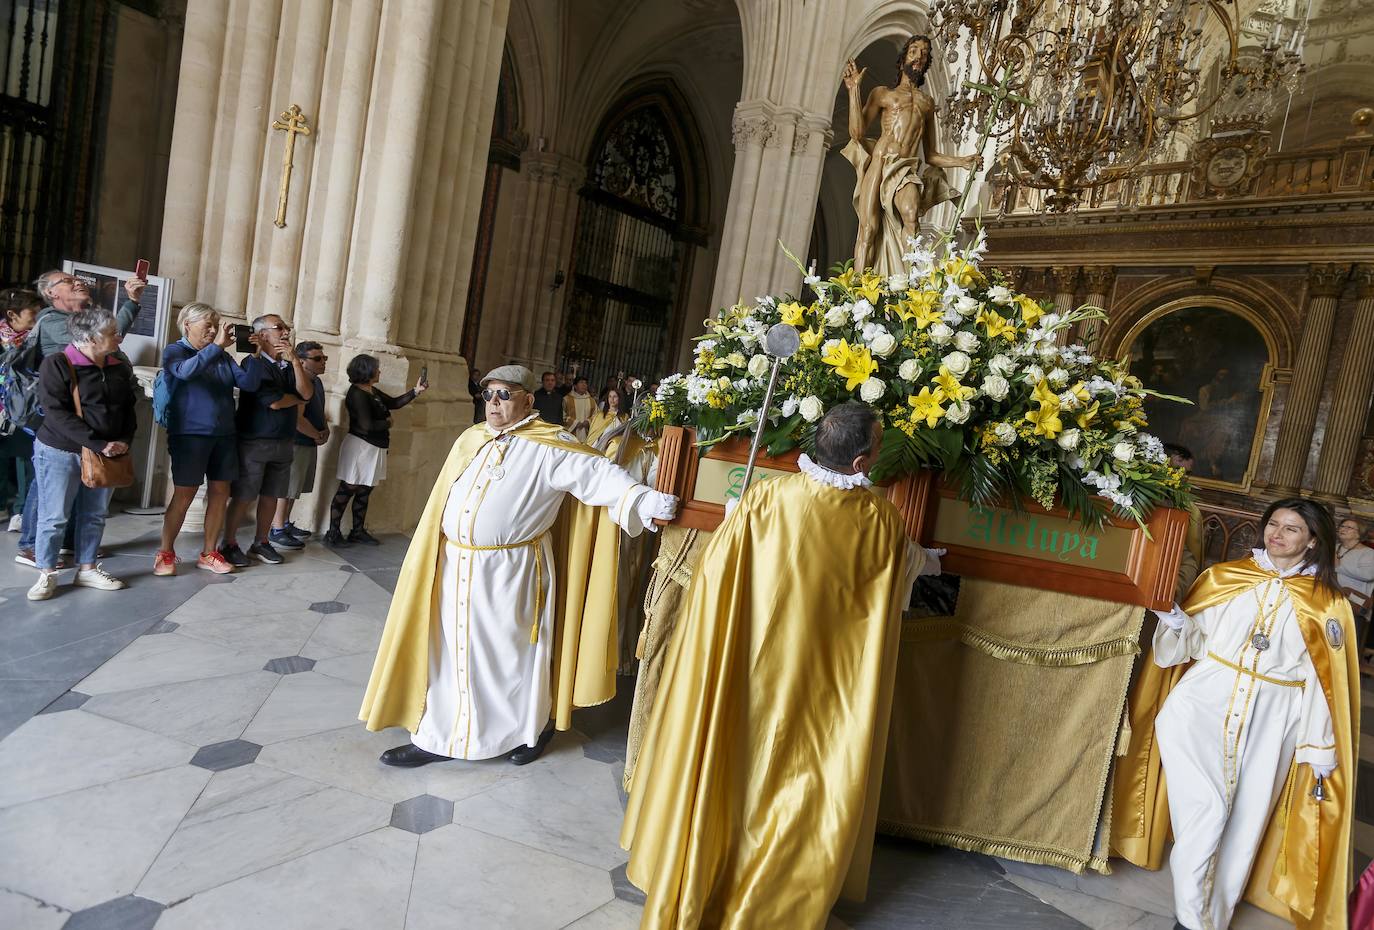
[305,355,327,362]
[482,388,523,402]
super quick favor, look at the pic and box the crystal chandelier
[930,0,1309,212]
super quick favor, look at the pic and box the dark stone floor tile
[0,677,71,737]
[610,862,646,905]
[37,690,91,714]
[833,841,1088,929]
[309,600,349,614]
[264,655,316,674]
[191,739,262,771]
[64,894,163,930]
[390,794,454,834]
[143,619,179,634]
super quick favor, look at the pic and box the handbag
[62,355,135,489]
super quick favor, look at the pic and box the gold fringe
[901,617,1141,667]
[876,821,1094,874]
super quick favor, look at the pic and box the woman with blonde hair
[154,302,260,575]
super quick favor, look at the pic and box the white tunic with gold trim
[411,416,653,760]
[1153,550,1337,930]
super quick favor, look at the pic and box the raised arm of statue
[843,59,877,143]
[921,105,981,171]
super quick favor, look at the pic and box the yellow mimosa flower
[1075,400,1100,429]
[1025,405,1064,438]
[799,327,824,351]
[822,339,878,391]
[976,308,1018,342]
[778,301,805,327]
[1015,294,1045,326]
[933,367,977,402]
[908,386,948,428]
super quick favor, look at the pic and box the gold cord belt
[1206,651,1304,688]
[444,531,551,644]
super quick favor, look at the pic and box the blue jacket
[162,340,261,437]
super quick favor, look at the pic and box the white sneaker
[73,564,127,591]
[27,572,58,601]
[6,513,20,532]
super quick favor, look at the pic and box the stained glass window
[590,107,680,220]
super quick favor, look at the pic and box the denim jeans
[18,474,37,549]
[33,440,113,571]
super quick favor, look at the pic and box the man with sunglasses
[32,270,146,358]
[361,364,679,768]
[270,341,330,547]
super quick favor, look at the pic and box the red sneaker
[153,550,178,576]
[196,550,235,574]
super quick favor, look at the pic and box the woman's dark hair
[600,387,622,414]
[815,401,879,472]
[1260,497,1341,597]
[346,353,380,385]
[0,287,43,321]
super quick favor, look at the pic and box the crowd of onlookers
[468,366,657,447]
[0,276,426,602]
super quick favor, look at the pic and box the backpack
[152,368,177,428]
[0,337,42,436]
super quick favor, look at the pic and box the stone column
[1050,266,1079,345]
[1268,262,1350,492]
[1313,264,1374,500]
[159,0,512,532]
[1079,265,1116,348]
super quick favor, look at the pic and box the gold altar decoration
[931,0,1309,212]
[270,104,312,229]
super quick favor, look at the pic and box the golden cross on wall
[270,104,312,229]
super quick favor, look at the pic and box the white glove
[636,490,678,526]
[1309,760,1336,779]
[1153,603,1190,630]
[918,547,946,577]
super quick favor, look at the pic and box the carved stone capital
[731,114,775,149]
[1354,263,1374,300]
[524,151,585,188]
[1082,265,1117,294]
[1307,262,1351,299]
[791,125,811,155]
[1050,265,1080,294]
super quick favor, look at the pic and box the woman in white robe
[1153,499,1342,930]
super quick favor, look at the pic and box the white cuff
[1297,747,1337,773]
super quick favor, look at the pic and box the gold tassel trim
[876,821,1096,874]
[901,617,1141,667]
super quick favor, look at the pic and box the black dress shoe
[508,724,555,766]
[379,744,452,767]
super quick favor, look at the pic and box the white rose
[993,422,1017,445]
[929,323,954,346]
[799,396,824,423]
[1057,428,1081,451]
[955,295,980,316]
[887,272,909,292]
[987,285,1013,305]
[981,374,1010,401]
[869,333,897,357]
[898,358,921,381]
[851,299,875,323]
[860,377,885,402]
[1048,367,1069,386]
[941,351,972,378]
[748,354,770,379]
[1113,442,1136,463]
[718,376,732,389]
[1023,364,1044,383]
[988,354,1015,376]
[781,395,800,418]
[824,305,849,328]
[945,400,973,424]
[953,330,981,353]
[1038,343,1059,360]
[725,351,747,369]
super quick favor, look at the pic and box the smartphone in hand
[234,323,254,353]
[420,365,429,387]
[134,259,150,280]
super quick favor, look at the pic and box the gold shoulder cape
[358,418,625,734]
[621,473,912,930]
[1110,558,1358,930]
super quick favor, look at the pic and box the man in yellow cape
[621,402,940,929]
[358,365,678,766]
[1111,499,1358,930]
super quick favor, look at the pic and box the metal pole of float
[739,323,801,499]
[614,379,643,467]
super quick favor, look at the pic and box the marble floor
[0,512,1367,929]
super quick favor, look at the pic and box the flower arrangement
[638,230,1193,529]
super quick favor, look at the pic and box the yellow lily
[822,339,878,391]
[1031,379,1060,409]
[899,289,942,329]
[833,267,856,289]
[942,257,986,289]
[933,367,977,402]
[1025,405,1064,439]
[1075,400,1100,430]
[858,272,883,304]
[799,327,824,352]
[1015,294,1045,326]
[778,301,805,327]
[908,386,948,428]
[976,308,1018,342]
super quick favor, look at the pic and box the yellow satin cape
[1110,558,1358,930]
[358,418,624,734]
[621,474,911,930]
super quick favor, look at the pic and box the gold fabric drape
[621,475,911,930]
[1110,559,1359,930]
[359,420,623,734]
[879,580,1144,872]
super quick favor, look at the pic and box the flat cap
[481,364,536,393]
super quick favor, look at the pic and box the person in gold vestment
[620,402,942,929]
[1111,498,1357,930]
